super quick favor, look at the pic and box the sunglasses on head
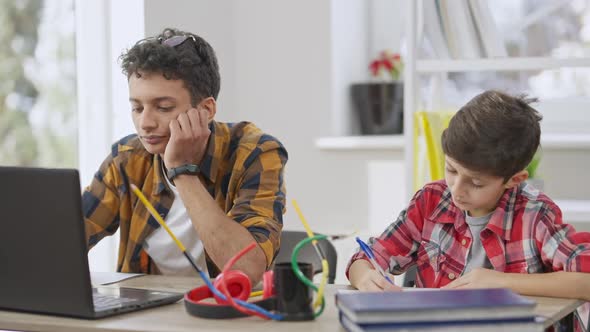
[159,34,197,48]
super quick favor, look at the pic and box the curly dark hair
[441,90,543,181]
[119,28,220,105]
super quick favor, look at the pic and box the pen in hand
[355,237,395,285]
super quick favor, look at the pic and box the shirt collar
[485,185,519,241]
[152,154,167,196]
[199,121,226,185]
[427,182,519,241]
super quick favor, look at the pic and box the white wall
[144,0,238,122]
[541,148,590,199]
[369,0,406,57]
[143,0,411,226]
[330,0,370,136]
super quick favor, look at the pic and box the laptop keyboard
[93,294,137,310]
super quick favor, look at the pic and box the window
[419,0,590,134]
[0,0,77,167]
[452,0,590,98]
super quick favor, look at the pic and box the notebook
[335,288,536,324]
[0,166,183,319]
[339,311,542,332]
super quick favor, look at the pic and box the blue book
[335,288,536,324]
[339,311,543,332]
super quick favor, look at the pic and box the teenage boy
[83,28,287,285]
[347,90,590,330]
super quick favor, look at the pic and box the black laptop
[0,166,183,319]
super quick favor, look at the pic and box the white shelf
[417,56,590,73]
[315,133,590,151]
[315,135,404,151]
[555,200,590,223]
[541,133,590,149]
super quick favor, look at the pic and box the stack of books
[335,288,542,332]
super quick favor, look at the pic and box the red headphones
[184,269,276,319]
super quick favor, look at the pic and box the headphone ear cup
[262,270,275,299]
[212,270,251,304]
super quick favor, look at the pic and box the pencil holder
[273,262,314,321]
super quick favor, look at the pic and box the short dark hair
[119,28,220,105]
[441,90,542,181]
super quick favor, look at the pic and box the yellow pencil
[291,199,317,245]
[130,183,262,298]
[130,183,200,272]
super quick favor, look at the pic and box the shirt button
[461,239,467,246]
[448,273,456,280]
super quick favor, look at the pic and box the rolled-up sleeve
[227,139,288,268]
[346,189,426,279]
[83,155,121,250]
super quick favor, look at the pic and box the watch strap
[167,164,200,181]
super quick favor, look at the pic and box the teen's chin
[140,139,166,154]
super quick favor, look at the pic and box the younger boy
[347,90,590,329]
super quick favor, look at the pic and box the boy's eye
[445,167,456,174]
[158,106,174,111]
[472,183,483,188]
[131,106,142,113]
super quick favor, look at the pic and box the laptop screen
[0,167,95,317]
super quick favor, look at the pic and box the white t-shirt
[143,168,208,276]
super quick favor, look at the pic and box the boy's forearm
[174,174,268,284]
[504,271,590,301]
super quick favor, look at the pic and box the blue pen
[356,237,395,285]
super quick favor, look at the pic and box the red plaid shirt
[347,180,590,330]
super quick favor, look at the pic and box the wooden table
[0,275,583,332]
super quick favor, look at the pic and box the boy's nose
[451,182,467,198]
[140,110,157,130]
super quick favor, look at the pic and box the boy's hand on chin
[164,108,210,168]
[442,268,507,289]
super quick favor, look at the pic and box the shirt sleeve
[534,203,590,272]
[346,189,427,279]
[227,139,288,269]
[82,153,121,250]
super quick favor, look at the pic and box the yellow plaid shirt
[82,121,287,276]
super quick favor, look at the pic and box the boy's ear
[504,170,529,189]
[198,97,217,121]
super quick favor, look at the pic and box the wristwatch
[167,164,200,181]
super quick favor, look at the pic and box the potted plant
[351,50,404,135]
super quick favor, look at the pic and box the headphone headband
[184,270,276,319]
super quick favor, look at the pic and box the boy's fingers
[176,112,191,135]
[364,281,384,292]
[198,108,209,129]
[383,282,402,291]
[186,108,199,129]
[168,119,181,138]
[372,272,397,291]
[443,277,466,289]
